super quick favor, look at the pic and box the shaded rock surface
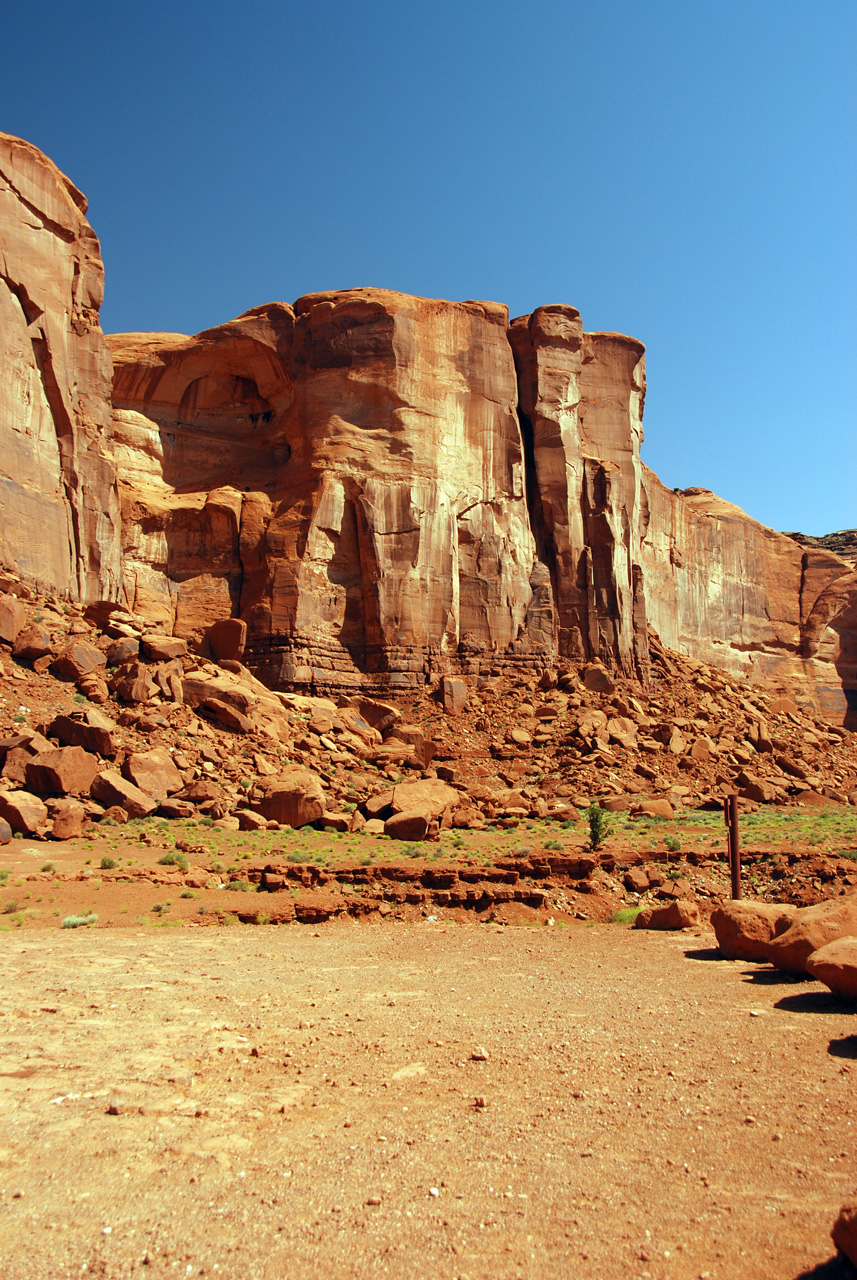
[0,133,121,602]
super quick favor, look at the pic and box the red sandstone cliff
[0,133,121,601]
[0,135,854,724]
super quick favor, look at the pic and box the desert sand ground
[1,919,855,1280]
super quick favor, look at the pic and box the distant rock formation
[0,133,121,601]
[0,134,854,724]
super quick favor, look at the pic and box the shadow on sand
[791,1254,856,1279]
[828,1035,857,1060]
[775,991,851,1014]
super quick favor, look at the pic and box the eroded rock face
[2,136,854,721]
[108,287,857,721]
[510,306,649,678]
[110,290,547,689]
[0,133,121,601]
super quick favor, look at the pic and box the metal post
[728,793,741,900]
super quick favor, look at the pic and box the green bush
[584,804,612,852]
[62,913,98,929]
[609,906,642,925]
[543,839,563,851]
[100,856,118,869]
[664,835,681,853]
[158,852,189,871]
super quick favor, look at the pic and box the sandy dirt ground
[1,920,856,1280]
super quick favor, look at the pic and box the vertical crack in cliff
[29,326,84,596]
[515,403,559,649]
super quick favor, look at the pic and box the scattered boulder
[441,677,467,715]
[106,636,139,665]
[0,790,48,835]
[159,798,195,820]
[634,799,674,820]
[806,938,857,1002]
[50,798,85,840]
[51,640,106,682]
[0,594,28,644]
[391,778,458,820]
[140,634,188,661]
[710,901,798,961]
[253,767,325,828]
[634,900,700,930]
[0,817,12,843]
[12,624,53,662]
[49,709,117,757]
[122,748,183,804]
[765,893,857,975]
[25,746,99,796]
[236,809,269,832]
[385,809,431,841]
[205,618,247,661]
[91,771,159,820]
[582,661,615,694]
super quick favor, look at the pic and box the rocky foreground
[1,576,857,927]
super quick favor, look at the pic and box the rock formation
[0,133,854,724]
[0,133,121,601]
[110,291,547,689]
[110,293,857,724]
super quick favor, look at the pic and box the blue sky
[2,0,854,535]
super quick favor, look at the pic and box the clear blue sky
[3,0,854,536]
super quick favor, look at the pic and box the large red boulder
[253,767,325,828]
[711,902,797,961]
[765,893,857,975]
[25,746,98,796]
[0,790,48,835]
[806,938,857,1002]
[634,901,700,930]
[91,771,158,820]
[122,748,184,804]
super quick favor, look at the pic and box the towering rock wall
[0,133,121,601]
[110,290,549,690]
[0,135,853,722]
[509,305,649,679]
[108,288,857,724]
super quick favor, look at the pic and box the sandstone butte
[2,132,855,726]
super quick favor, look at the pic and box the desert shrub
[62,913,98,928]
[158,852,189,871]
[40,863,55,873]
[543,839,563,851]
[664,835,681,853]
[609,906,642,925]
[584,804,611,852]
[100,857,118,869]
[3,899,20,914]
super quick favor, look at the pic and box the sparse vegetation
[584,804,611,852]
[62,912,98,928]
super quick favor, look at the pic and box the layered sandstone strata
[109,289,857,723]
[0,133,121,601]
[1,135,854,722]
[110,291,549,689]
